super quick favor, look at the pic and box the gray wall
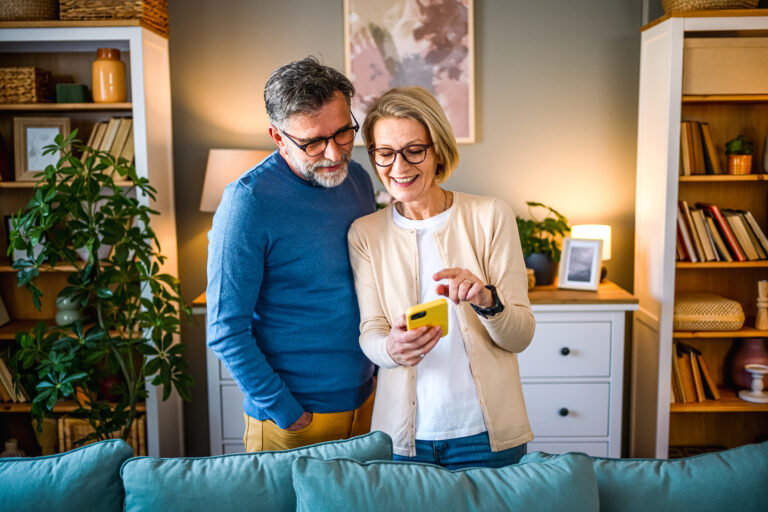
[168,0,644,455]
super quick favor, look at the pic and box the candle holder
[756,280,768,330]
[738,363,768,404]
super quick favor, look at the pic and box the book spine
[706,204,747,262]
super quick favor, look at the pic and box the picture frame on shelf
[4,215,45,265]
[557,237,603,291]
[344,0,475,143]
[13,117,70,181]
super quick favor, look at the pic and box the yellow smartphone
[406,298,449,338]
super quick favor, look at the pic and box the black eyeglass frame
[367,143,433,167]
[280,112,360,157]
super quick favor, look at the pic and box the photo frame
[557,237,603,291]
[13,116,70,181]
[344,0,475,143]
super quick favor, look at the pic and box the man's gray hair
[264,56,355,129]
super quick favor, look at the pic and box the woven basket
[662,0,758,13]
[0,67,54,104]
[59,0,168,37]
[0,0,58,21]
[674,293,745,331]
[57,414,146,455]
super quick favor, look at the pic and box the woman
[347,87,536,469]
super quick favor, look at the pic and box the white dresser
[200,282,637,456]
[522,282,637,457]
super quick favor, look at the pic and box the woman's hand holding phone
[386,314,442,366]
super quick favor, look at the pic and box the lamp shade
[199,149,272,212]
[571,224,612,260]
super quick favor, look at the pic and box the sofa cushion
[120,431,392,512]
[522,441,768,512]
[291,452,599,512]
[0,439,133,512]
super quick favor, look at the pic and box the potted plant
[725,135,753,175]
[516,201,571,285]
[8,130,192,447]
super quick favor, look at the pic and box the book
[0,356,19,402]
[690,121,706,174]
[674,343,697,404]
[700,122,722,173]
[724,210,760,260]
[80,123,99,164]
[736,211,767,259]
[671,345,685,403]
[680,121,692,176]
[0,376,11,402]
[697,203,747,262]
[697,122,714,174]
[691,208,717,261]
[704,213,733,262]
[119,126,134,164]
[680,201,705,261]
[82,122,107,163]
[99,117,121,152]
[109,118,132,158]
[677,210,697,262]
[689,351,706,402]
[742,210,768,255]
[697,353,721,400]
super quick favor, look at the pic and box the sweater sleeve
[477,199,536,353]
[206,182,304,428]
[347,221,399,369]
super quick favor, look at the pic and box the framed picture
[557,237,603,291]
[13,117,70,181]
[344,0,475,143]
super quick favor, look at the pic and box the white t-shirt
[392,205,486,440]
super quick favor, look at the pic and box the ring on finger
[420,353,425,359]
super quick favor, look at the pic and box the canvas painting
[345,0,475,143]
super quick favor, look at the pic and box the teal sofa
[1,432,766,512]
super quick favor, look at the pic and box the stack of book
[676,201,768,262]
[0,355,27,403]
[679,120,721,175]
[80,116,134,166]
[671,341,720,403]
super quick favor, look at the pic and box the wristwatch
[471,284,505,318]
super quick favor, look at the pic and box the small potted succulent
[516,201,571,286]
[725,135,754,175]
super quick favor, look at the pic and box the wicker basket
[662,0,758,13]
[59,0,168,37]
[0,67,54,104]
[0,0,59,21]
[57,414,146,455]
[674,293,745,331]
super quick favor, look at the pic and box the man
[206,57,376,451]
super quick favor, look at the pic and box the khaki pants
[243,390,375,452]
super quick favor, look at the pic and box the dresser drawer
[221,384,245,440]
[518,321,611,377]
[528,441,608,458]
[522,383,609,437]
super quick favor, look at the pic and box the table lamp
[199,149,271,212]
[571,224,611,281]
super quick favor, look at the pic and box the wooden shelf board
[0,319,54,340]
[682,94,768,104]
[679,174,768,182]
[0,20,166,38]
[674,325,768,339]
[0,261,78,273]
[643,9,768,32]
[671,388,768,413]
[676,260,768,269]
[0,400,146,414]
[0,103,131,111]
[0,180,133,189]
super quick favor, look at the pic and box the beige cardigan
[347,191,536,456]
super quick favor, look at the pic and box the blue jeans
[392,431,527,470]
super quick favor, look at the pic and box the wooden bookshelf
[682,94,768,104]
[676,261,768,269]
[679,174,768,182]
[0,180,133,189]
[0,319,53,340]
[0,103,131,111]
[674,325,768,339]
[671,388,768,413]
[0,400,146,413]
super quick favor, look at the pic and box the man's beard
[287,150,351,188]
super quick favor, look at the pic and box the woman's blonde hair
[362,86,459,184]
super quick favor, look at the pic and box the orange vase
[92,48,126,103]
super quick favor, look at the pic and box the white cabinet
[522,284,637,458]
[203,282,637,457]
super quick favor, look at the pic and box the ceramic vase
[55,295,82,326]
[0,438,25,457]
[92,48,126,103]
[730,338,768,388]
[727,154,752,175]
[524,253,557,286]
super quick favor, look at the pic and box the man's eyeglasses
[280,112,359,157]
[368,144,432,167]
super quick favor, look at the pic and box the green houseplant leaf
[515,201,571,262]
[8,129,193,446]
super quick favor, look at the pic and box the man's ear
[268,125,285,149]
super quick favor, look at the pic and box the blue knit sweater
[206,151,376,428]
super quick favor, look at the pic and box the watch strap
[471,284,505,318]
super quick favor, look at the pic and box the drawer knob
[560,347,571,356]
[559,408,569,417]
